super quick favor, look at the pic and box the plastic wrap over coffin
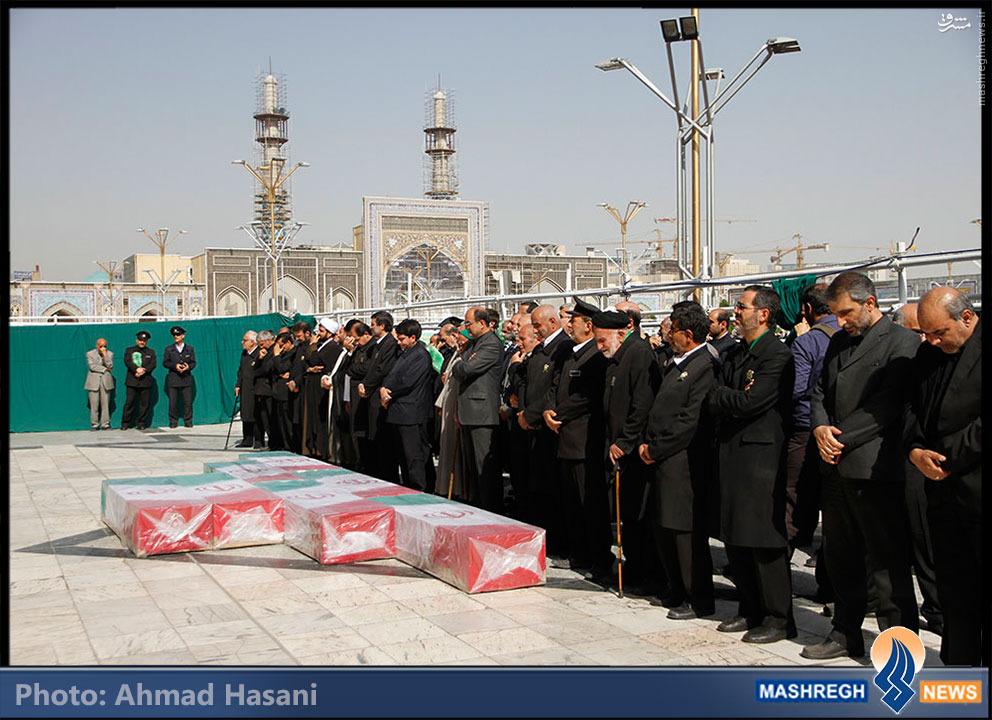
[170,476,283,549]
[202,460,300,482]
[101,478,212,557]
[254,479,395,564]
[293,468,420,498]
[372,495,546,593]
[238,452,340,472]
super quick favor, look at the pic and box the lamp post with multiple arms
[598,201,648,294]
[236,219,309,313]
[232,157,309,312]
[596,12,800,304]
[137,227,187,316]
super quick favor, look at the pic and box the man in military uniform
[544,298,613,582]
[122,330,157,430]
[163,326,197,428]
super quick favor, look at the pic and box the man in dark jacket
[451,305,505,512]
[906,286,983,666]
[594,308,662,596]
[640,301,720,620]
[545,298,612,582]
[344,322,375,471]
[707,285,796,644]
[122,330,157,430]
[270,332,296,452]
[163,326,197,428]
[518,304,575,559]
[802,271,921,660]
[287,321,313,454]
[707,308,736,365]
[360,311,399,481]
[234,330,259,448]
[381,319,436,492]
[301,319,342,460]
[252,330,276,450]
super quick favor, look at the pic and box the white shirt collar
[673,342,706,366]
[376,334,387,344]
[174,343,184,352]
[542,327,564,347]
[572,337,593,353]
[318,338,334,351]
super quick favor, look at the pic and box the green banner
[9,313,313,433]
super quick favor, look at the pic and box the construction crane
[732,233,829,269]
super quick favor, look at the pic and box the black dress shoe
[667,604,697,620]
[717,616,749,633]
[583,567,613,586]
[743,625,788,644]
[800,638,865,660]
[169,424,178,429]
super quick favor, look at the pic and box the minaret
[253,65,291,233]
[424,80,458,199]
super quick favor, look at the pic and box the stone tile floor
[7,423,944,667]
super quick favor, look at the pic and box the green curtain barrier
[10,313,308,433]
[771,273,819,329]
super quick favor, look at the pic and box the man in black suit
[252,330,277,450]
[544,298,613,582]
[519,304,575,559]
[286,321,313,454]
[594,308,662,596]
[234,330,259,448]
[451,305,505,512]
[122,330,157,430]
[381,319,435,492]
[270,332,296,452]
[360,311,399,481]
[707,285,796,644]
[640,301,720,620]
[343,321,375,471]
[504,321,538,522]
[802,271,921,660]
[707,308,736,365]
[163,326,196,428]
[906,287,983,666]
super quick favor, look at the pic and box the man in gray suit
[451,305,505,512]
[84,338,115,430]
[802,271,921,660]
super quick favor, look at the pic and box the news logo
[871,627,926,713]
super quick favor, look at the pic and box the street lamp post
[95,260,120,317]
[232,157,308,312]
[137,227,187,316]
[236,219,309,313]
[596,15,800,305]
[598,201,647,294]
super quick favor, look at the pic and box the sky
[8,7,985,282]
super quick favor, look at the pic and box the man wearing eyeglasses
[707,285,796,645]
[234,330,259,448]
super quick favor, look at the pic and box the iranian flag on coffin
[293,468,420,498]
[237,452,338,472]
[170,475,283,549]
[202,460,299,482]
[371,495,546,593]
[101,477,212,557]
[254,479,395,564]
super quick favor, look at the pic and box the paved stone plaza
[8,424,944,667]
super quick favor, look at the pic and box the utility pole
[137,227,187,315]
[95,260,120,317]
[599,201,648,291]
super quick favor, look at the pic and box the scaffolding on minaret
[252,65,292,235]
[423,79,459,199]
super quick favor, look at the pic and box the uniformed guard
[163,325,196,428]
[122,330,157,430]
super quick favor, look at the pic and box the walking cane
[614,461,624,599]
[224,395,240,450]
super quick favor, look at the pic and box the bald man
[84,338,115,430]
[906,287,983,666]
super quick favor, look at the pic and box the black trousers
[929,514,984,666]
[785,428,820,547]
[508,421,535,523]
[614,454,664,588]
[272,399,293,452]
[653,526,715,616]
[532,428,565,556]
[167,385,193,426]
[253,395,272,447]
[562,458,613,571]
[394,422,431,492]
[460,425,502,513]
[122,386,150,428]
[369,417,399,483]
[821,473,919,644]
[905,464,942,627]
[725,544,794,631]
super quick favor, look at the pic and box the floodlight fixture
[704,68,725,80]
[678,16,699,41]
[660,19,681,43]
[767,37,801,54]
[595,58,626,71]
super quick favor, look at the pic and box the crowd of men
[226,272,981,666]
